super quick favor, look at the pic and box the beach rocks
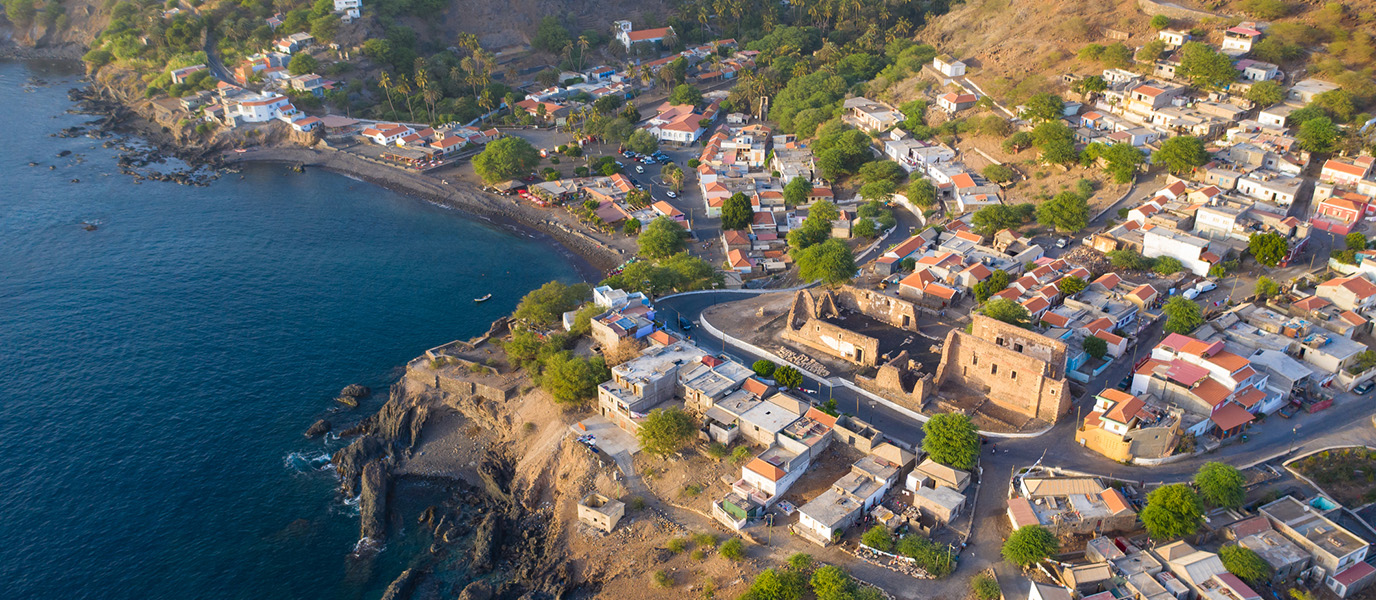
[458,581,493,600]
[379,567,420,600]
[341,384,372,399]
[359,460,389,541]
[470,512,499,574]
[304,419,332,438]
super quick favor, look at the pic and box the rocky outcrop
[341,384,372,399]
[470,512,498,574]
[457,581,493,600]
[332,383,433,496]
[359,460,389,541]
[379,567,421,600]
[304,419,332,438]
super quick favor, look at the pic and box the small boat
[474,294,492,303]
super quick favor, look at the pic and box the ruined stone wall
[855,350,933,413]
[934,317,1072,422]
[969,316,1068,378]
[834,286,922,331]
[1126,426,1180,460]
[784,289,883,366]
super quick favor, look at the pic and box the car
[666,190,678,198]
[634,182,645,190]
[1055,238,1070,248]
[678,316,694,331]
[1183,288,1201,300]
[635,165,644,173]
[614,160,624,168]
[1195,280,1218,293]
[1355,380,1374,395]
[1116,375,1131,391]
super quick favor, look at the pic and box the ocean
[0,59,578,599]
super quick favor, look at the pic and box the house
[1076,388,1181,462]
[170,64,207,84]
[1222,23,1262,55]
[1316,275,1376,312]
[911,486,965,523]
[577,493,624,532]
[1158,29,1188,47]
[333,0,361,19]
[1314,193,1370,235]
[289,115,321,132]
[726,248,754,273]
[795,456,898,545]
[1237,172,1302,206]
[1258,104,1298,128]
[1156,541,1228,596]
[1235,59,1279,82]
[1260,496,1372,597]
[937,92,978,113]
[1142,225,1216,276]
[1008,474,1137,535]
[613,20,674,49]
[843,97,904,132]
[361,123,415,145]
[1290,78,1341,104]
[227,93,296,123]
[1125,82,1185,116]
[932,55,966,77]
[1321,158,1374,186]
[288,73,331,97]
[596,342,708,432]
[1228,517,1312,582]
[645,101,718,144]
[906,458,970,492]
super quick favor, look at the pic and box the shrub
[693,532,718,548]
[719,537,745,561]
[706,442,729,460]
[861,525,895,552]
[752,359,776,377]
[691,548,706,560]
[681,483,702,497]
[667,538,688,553]
[653,570,673,588]
[732,445,753,464]
[973,574,1002,600]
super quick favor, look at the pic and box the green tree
[983,164,1017,183]
[852,218,879,239]
[752,360,776,377]
[784,176,811,207]
[1220,546,1272,584]
[1072,75,1109,99]
[1313,90,1355,123]
[636,407,697,456]
[795,239,856,286]
[740,568,805,600]
[1153,136,1209,175]
[1246,80,1285,108]
[1083,335,1108,359]
[287,53,319,76]
[473,136,541,183]
[1298,117,1339,153]
[811,565,863,600]
[906,178,937,207]
[1195,462,1245,509]
[861,525,895,551]
[531,15,570,53]
[623,217,642,235]
[1037,191,1089,233]
[1177,42,1239,89]
[1003,131,1034,154]
[859,180,897,202]
[1248,232,1287,267]
[983,297,1032,328]
[1002,525,1059,566]
[626,129,659,155]
[1102,143,1146,183]
[922,413,980,470]
[1162,295,1204,335]
[1153,256,1184,275]
[1032,121,1077,166]
[638,217,687,258]
[1141,483,1204,539]
[774,366,804,389]
[972,204,1025,235]
[721,192,754,230]
[1057,275,1087,295]
[1346,232,1368,251]
[1150,14,1171,30]
[1021,93,1066,123]
[513,281,589,326]
[540,352,610,404]
[1255,275,1280,298]
[668,84,703,106]
[858,160,906,185]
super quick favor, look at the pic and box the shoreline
[221,146,620,284]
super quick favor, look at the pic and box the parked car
[666,190,678,198]
[1196,280,1218,293]
[1055,238,1070,248]
[635,165,644,174]
[1355,380,1374,395]
[1183,288,1201,300]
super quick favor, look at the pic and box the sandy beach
[223,144,624,283]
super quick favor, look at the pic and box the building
[596,342,708,432]
[1260,496,1371,594]
[937,92,979,113]
[577,493,625,532]
[934,315,1073,423]
[361,123,415,145]
[1142,225,1217,276]
[170,64,207,84]
[912,486,966,523]
[1007,473,1137,535]
[1222,23,1262,55]
[1316,275,1376,312]
[795,456,898,545]
[1075,389,1181,462]
[644,101,718,144]
[1227,516,1311,582]
[932,55,966,77]
[842,97,904,132]
[613,20,674,49]
[907,458,971,493]
[1156,541,1228,596]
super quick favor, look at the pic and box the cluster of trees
[637,407,696,456]
[971,203,1035,236]
[859,527,957,577]
[1332,232,1369,265]
[737,554,884,600]
[1037,181,1094,233]
[1107,248,1186,276]
[599,221,722,295]
[921,413,980,470]
[813,122,877,180]
[473,137,541,184]
[85,1,207,73]
[854,200,898,239]
[1081,142,1146,184]
[981,297,1032,328]
[505,282,610,405]
[972,269,1012,303]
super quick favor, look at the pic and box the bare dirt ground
[954,133,1131,215]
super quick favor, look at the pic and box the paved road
[655,288,1376,596]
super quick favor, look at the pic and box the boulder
[359,460,389,541]
[458,581,493,600]
[304,419,332,438]
[340,384,372,399]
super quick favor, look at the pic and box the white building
[1142,225,1215,276]
[933,55,966,77]
[229,94,296,123]
[334,0,361,19]
[613,20,674,49]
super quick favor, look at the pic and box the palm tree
[576,35,591,72]
[396,75,416,122]
[662,163,684,191]
[423,86,441,123]
[378,71,398,117]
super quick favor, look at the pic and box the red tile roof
[1319,275,1376,299]
[1211,403,1255,431]
[1093,273,1122,289]
[1293,296,1330,311]
[745,458,786,481]
[1333,562,1376,587]
[951,172,977,189]
[1192,378,1231,407]
[1341,310,1368,326]
[1042,311,1071,327]
[1101,487,1132,514]
[1233,386,1266,409]
[1166,360,1210,386]
[1095,329,1125,346]
[1207,351,1250,373]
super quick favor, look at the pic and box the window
[996,337,1005,346]
[1011,371,1017,380]
[972,355,978,365]
[991,364,999,375]
[1014,343,1024,352]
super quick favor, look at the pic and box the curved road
[655,289,1376,598]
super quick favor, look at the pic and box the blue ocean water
[0,60,577,599]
